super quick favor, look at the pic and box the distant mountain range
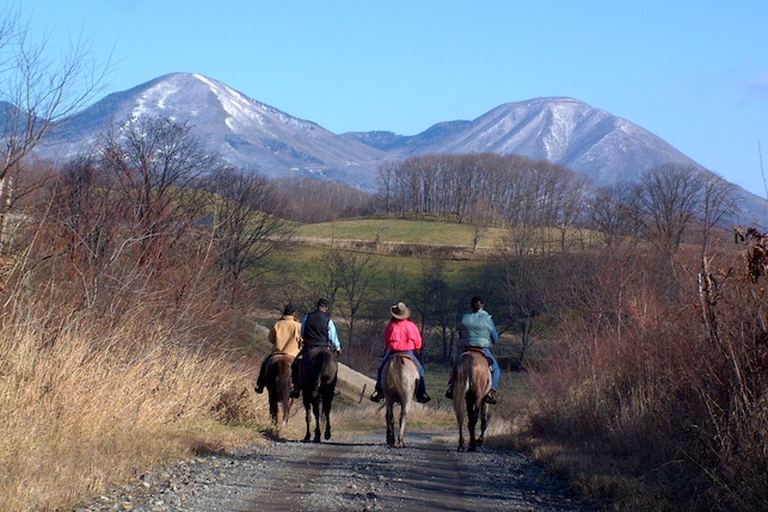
[32,72,765,222]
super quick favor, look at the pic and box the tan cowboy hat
[390,301,410,320]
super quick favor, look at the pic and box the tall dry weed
[0,295,267,511]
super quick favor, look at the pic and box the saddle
[391,352,414,363]
[271,351,295,362]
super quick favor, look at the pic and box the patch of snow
[131,81,180,119]
[193,73,266,131]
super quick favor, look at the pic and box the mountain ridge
[27,72,765,223]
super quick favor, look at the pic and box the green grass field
[293,216,601,253]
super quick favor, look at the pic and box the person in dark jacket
[289,298,341,398]
[445,295,500,404]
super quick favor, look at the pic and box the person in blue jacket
[445,295,500,404]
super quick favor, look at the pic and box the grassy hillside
[293,217,599,254]
[294,218,506,248]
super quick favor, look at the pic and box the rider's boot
[416,377,431,404]
[484,389,498,404]
[444,382,454,399]
[369,389,384,403]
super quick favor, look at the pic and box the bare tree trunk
[0,174,14,254]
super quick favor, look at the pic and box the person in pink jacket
[369,301,431,404]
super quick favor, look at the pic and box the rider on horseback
[289,298,341,398]
[369,301,431,404]
[255,303,302,394]
[445,295,500,404]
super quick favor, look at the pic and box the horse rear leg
[312,400,321,443]
[269,396,278,429]
[302,401,312,443]
[385,401,395,447]
[322,386,333,440]
[477,402,489,447]
[397,402,408,448]
[467,396,479,452]
[455,398,465,452]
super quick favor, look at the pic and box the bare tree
[638,164,704,282]
[336,251,379,347]
[209,167,292,302]
[498,245,546,369]
[313,249,379,346]
[377,162,397,217]
[97,116,213,266]
[588,183,642,249]
[698,172,737,254]
[0,8,107,252]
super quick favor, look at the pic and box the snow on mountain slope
[354,97,700,186]
[41,72,387,187]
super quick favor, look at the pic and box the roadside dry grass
[0,301,268,511]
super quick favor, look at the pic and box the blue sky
[18,0,768,195]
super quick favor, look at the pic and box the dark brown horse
[452,349,492,452]
[383,354,420,448]
[265,353,294,439]
[300,347,338,443]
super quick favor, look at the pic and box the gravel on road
[77,431,595,512]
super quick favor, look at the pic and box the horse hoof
[468,445,476,452]
[324,431,331,440]
[457,445,465,452]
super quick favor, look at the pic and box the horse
[382,353,420,448]
[265,352,294,439]
[299,346,338,443]
[452,348,492,452]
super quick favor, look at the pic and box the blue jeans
[480,347,501,390]
[375,350,426,393]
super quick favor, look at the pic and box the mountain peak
[36,72,709,192]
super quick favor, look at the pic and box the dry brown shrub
[517,246,768,510]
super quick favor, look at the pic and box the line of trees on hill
[376,153,740,256]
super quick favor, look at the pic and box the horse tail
[453,353,473,421]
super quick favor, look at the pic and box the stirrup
[289,388,300,398]
[369,390,384,403]
[484,390,497,404]
[444,388,453,399]
[416,392,431,404]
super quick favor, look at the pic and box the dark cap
[471,295,484,310]
[316,298,330,309]
[283,303,296,316]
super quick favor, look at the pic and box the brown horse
[265,353,294,439]
[382,354,420,448]
[452,349,492,452]
[300,347,338,443]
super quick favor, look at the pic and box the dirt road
[79,431,594,512]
